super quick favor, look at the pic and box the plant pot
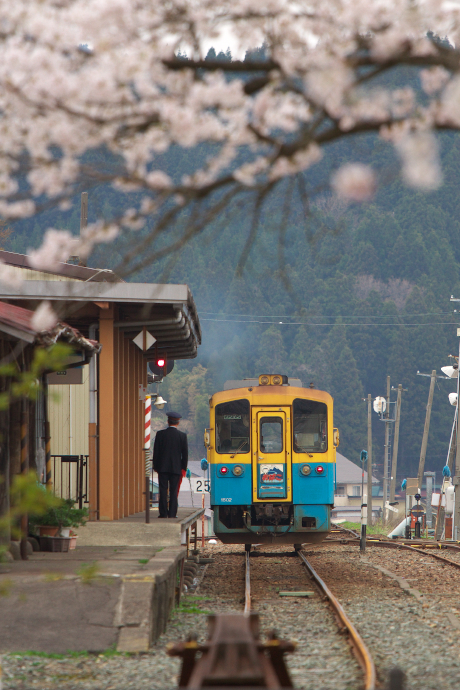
[39,536,71,552]
[59,528,71,538]
[69,535,77,550]
[38,526,59,537]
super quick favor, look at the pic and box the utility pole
[383,375,390,518]
[455,336,460,540]
[417,370,436,492]
[79,191,88,267]
[367,394,373,524]
[389,384,403,503]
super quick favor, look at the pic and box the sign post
[144,395,152,524]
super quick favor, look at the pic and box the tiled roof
[0,300,101,352]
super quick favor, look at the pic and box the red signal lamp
[315,465,324,474]
[157,358,166,368]
[220,466,229,475]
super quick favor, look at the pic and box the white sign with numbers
[191,478,210,493]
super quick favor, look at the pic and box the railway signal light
[148,356,175,378]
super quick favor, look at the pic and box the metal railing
[51,454,88,508]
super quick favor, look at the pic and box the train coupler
[167,613,295,688]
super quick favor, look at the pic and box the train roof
[213,380,333,405]
[224,377,302,389]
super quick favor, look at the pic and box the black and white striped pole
[360,450,368,553]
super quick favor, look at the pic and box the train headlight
[300,464,311,476]
[315,465,324,474]
[232,465,243,476]
[220,466,229,475]
[259,375,270,385]
[271,375,282,385]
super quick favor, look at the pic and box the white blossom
[0,0,455,275]
[396,131,443,190]
[332,163,376,202]
[31,301,58,332]
[28,230,79,270]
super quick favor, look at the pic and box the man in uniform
[153,411,188,518]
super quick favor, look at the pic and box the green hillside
[5,61,460,484]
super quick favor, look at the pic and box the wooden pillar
[128,337,135,515]
[0,341,10,544]
[98,305,115,520]
[113,322,120,520]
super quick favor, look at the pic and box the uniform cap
[166,410,182,420]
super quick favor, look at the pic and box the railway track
[331,522,460,572]
[244,546,376,690]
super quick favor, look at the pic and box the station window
[293,399,328,453]
[336,486,345,496]
[215,399,250,454]
[352,486,361,497]
[260,417,283,453]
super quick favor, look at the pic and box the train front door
[252,407,292,502]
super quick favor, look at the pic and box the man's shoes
[158,515,167,518]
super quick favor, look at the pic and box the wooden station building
[0,251,201,521]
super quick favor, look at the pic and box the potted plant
[30,499,88,551]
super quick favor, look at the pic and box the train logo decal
[260,465,284,483]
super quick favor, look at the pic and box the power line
[199,310,456,319]
[200,318,459,327]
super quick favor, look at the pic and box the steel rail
[297,550,376,690]
[244,550,251,614]
[366,539,460,571]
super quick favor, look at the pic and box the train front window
[260,417,283,453]
[293,399,328,453]
[215,399,250,454]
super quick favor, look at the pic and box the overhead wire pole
[389,385,403,503]
[367,394,373,525]
[383,376,390,521]
[417,370,437,493]
[449,296,460,539]
[455,337,460,540]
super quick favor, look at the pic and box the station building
[0,250,201,522]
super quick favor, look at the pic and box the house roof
[336,452,379,484]
[0,300,101,353]
[0,250,122,283]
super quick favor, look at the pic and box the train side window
[293,399,328,453]
[260,417,283,453]
[215,399,250,454]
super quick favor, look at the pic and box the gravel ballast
[3,540,460,689]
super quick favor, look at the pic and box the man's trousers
[158,472,181,518]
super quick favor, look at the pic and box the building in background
[333,451,381,521]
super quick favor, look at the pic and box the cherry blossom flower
[0,0,456,278]
[332,164,376,202]
[31,301,58,332]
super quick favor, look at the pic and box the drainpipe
[88,323,99,520]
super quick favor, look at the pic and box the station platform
[77,506,204,549]
[0,507,204,654]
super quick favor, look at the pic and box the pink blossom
[31,301,58,332]
[28,230,79,270]
[332,164,376,202]
[0,261,24,288]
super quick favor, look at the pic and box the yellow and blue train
[204,375,339,548]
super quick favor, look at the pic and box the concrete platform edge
[116,546,186,652]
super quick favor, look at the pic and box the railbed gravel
[3,540,460,689]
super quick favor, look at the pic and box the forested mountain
[5,51,460,485]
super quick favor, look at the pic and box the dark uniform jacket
[152,426,188,475]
